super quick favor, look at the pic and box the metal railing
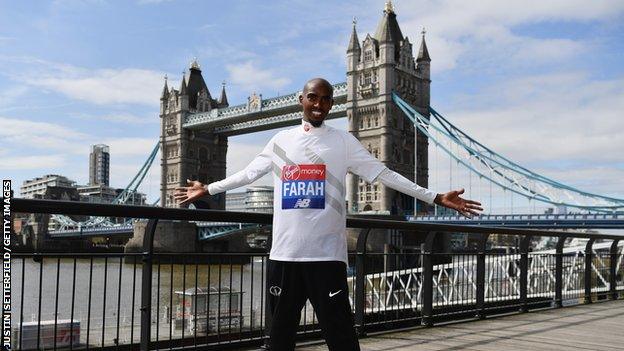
[11,199,624,350]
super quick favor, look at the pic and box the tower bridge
[11,2,624,350]
[160,3,431,214]
[42,1,623,241]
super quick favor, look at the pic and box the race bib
[281,164,325,209]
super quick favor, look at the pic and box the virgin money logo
[283,165,300,180]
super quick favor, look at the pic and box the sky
[0,0,623,207]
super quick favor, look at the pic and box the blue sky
[1,0,623,209]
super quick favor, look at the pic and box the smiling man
[174,78,482,351]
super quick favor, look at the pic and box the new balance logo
[293,198,311,208]
[329,290,342,298]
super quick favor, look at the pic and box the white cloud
[0,154,67,170]
[256,28,301,46]
[430,72,624,199]
[0,115,160,201]
[198,42,258,62]
[394,0,624,72]
[226,61,291,93]
[29,68,165,105]
[103,137,157,157]
[533,167,624,198]
[0,116,90,155]
[0,55,167,106]
[0,86,28,108]
[401,0,624,37]
[98,113,158,125]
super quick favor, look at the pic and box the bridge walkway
[296,300,624,351]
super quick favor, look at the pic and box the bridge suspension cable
[51,143,161,230]
[392,92,624,213]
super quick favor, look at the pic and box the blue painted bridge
[408,213,624,229]
[48,212,624,240]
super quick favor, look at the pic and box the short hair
[302,78,333,97]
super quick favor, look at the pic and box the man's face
[299,81,334,127]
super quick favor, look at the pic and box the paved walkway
[297,300,624,350]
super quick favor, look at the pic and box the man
[174,78,482,350]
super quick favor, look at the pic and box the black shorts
[266,259,360,351]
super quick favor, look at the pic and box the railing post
[140,219,158,351]
[519,235,532,313]
[421,232,437,327]
[610,240,620,300]
[354,228,371,336]
[555,236,567,308]
[584,238,595,304]
[476,234,489,320]
[263,234,273,350]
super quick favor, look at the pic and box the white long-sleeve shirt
[207,120,436,263]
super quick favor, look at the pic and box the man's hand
[174,179,208,206]
[434,188,483,218]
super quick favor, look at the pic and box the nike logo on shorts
[329,290,342,297]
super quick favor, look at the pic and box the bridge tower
[159,59,230,208]
[346,1,431,214]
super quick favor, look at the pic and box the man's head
[299,78,334,128]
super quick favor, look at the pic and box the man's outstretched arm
[376,168,483,217]
[174,139,274,206]
[345,132,483,217]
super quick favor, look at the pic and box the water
[11,255,269,347]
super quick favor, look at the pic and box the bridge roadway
[409,213,624,229]
[49,212,624,238]
[183,82,347,135]
[294,299,624,351]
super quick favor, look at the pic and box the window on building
[364,50,373,62]
[364,71,372,85]
[199,147,208,161]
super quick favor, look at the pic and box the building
[346,1,431,215]
[78,184,117,203]
[225,186,274,213]
[89,144,110,186]
[245,186,274,213]
[225,192,247,212]
[159,61,229,208]
[77,184,146,205]
[20,174,77,198]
